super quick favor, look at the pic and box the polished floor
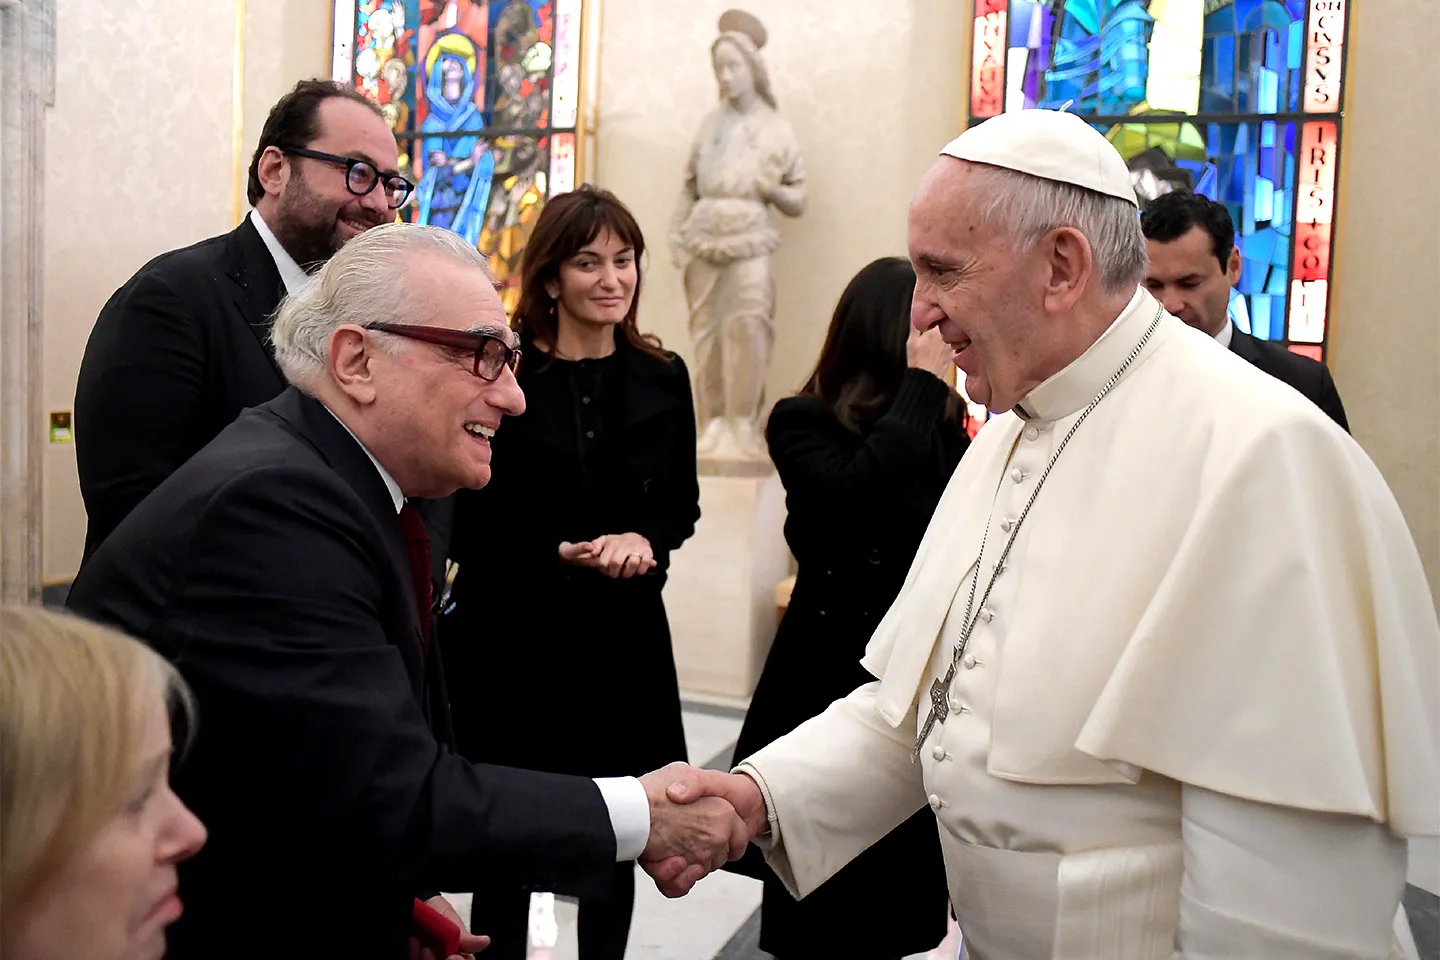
[439,702,959,960]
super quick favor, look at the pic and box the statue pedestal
[665,467,790,702]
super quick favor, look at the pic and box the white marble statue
[670,9,806,461]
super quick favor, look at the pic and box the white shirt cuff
[593,776,650,862]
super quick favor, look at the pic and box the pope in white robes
[654,110,1440,959]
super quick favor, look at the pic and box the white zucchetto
[939,109,1138,206]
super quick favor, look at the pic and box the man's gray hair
[975,166,1147,293]
[271,222,493,387]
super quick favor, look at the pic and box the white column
[0,0,55,603]
[664,469,790,702]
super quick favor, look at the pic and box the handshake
[636,762,771,897]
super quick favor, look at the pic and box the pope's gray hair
[975,166,1147,293]
[271,222,494,388]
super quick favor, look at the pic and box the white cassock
[737,288,1439,959]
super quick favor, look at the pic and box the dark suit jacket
[66,388,616,960]
[1229,326,1350,432]
[75,216,288,560]
[72,216,454,577]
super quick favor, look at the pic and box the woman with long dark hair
[438,185,699,960]
[730,256,967,958]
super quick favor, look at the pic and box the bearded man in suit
[73,79,457,566]
[66,222,744,960]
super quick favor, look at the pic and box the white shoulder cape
[861,313,1439,836]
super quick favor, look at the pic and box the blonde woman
[1,606,207,960]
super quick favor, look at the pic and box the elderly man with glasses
[66,222,749,960]
[75,79,438,571]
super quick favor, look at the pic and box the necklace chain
[913,307,1162,760]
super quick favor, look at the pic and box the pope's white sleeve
[734,680,929,900]
[1175,783,1407,959]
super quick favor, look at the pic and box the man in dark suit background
[66,223,744,960]
[1141,190,1350,431]
[74,79,459,569]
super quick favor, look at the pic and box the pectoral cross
[913,671,954,761]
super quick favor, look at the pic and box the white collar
[1016,287,1163,423]
[248,209,309,294]
[323,404,404,514]
[1213,320,1235,349]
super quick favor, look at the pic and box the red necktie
[399,502,433,651]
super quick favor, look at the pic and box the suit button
[582,396,591,404]
[818,609,826,617]
[1011,468,1026,483]
[1024,426,1040,441]
[979,607,994,622]
[928,793,945,811]
[931,744,947,761]
[585,430,595,439]
[867,549,882,565]
[963,655,978,669]
[824,568,833,577]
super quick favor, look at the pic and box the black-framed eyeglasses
[368,323,522,381]
[280,146,414,209]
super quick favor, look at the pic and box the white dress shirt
[323,405,652,861]
[249,209,309,294]
[1212,319,1234,348]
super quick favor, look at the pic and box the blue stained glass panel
[1004,0,1312,117]
[341,0,580,316]
[972,0,1348,358]
[1097,119,1298,340]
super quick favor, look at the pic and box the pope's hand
[641,769,770,897]
[637,763,750,898]
[666,769,768,837]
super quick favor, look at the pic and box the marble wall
[1326,0,1440,898]
[40,0,328,581]
[1327,0,1440,613]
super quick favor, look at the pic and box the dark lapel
[222,216,287,380]
[1228,325,1264,365]
[264,387,429,695]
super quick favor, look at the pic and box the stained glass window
[332,0,586,314]
[967,0,1347,363]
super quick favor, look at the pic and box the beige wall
[1328,0,1440,608]
[593,0,967,410]
[41,0,331,582]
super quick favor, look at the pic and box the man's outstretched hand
[637,765,770,898]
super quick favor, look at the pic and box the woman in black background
[439,186,699,960]
[731,256,968,958]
